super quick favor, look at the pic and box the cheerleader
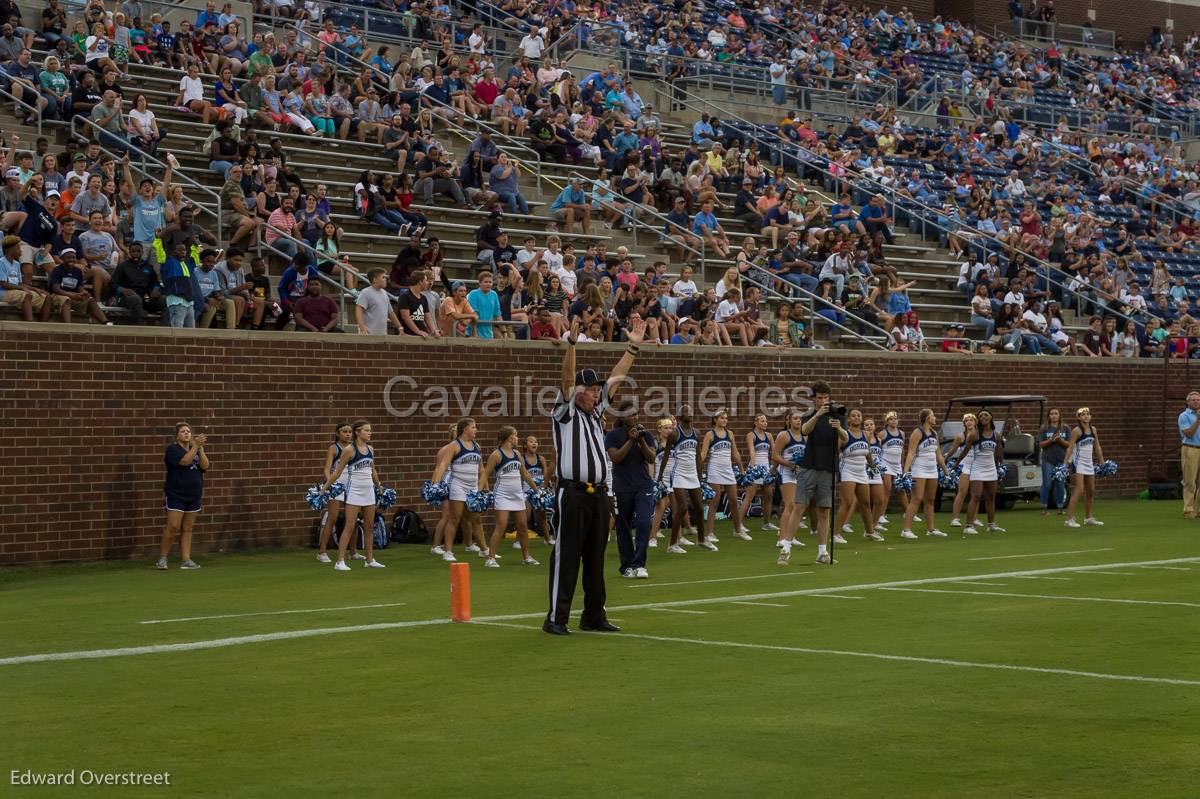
[1063,407,1105,527]
[834,408,882,541]
[521,435,555,546]
[738,413,777,533]
[323,419,386,570]
[900,409,948,539]
[773,408,809,565]
[963,410,1005,534]
[429,417,488,562]
[864,418,888,533]
[947,413,977,528]
[879,412,911,527]
[316,422,363,564]
[649,417,675,547]
[483,426,541,567]
[701,409,749,541]
[657,406,714,552]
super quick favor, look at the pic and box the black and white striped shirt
[552,388,610,484]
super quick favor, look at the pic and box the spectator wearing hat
[16,179,59,274]
[941,324,972,355]
[50,247,108,324]
[733,178,762,232]
[820,242,854,298]
[415,144,467,207]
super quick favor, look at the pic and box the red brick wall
[0,324,1189,565]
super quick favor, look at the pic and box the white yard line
[139,603,408,625]
[727,601,788,608]
[1089,572,1136,576]
[955,581,1008,586]
[968,548,1114,562]
[626,571,814,588]
[882,588,1200,609]
[804,594,864,600]
[648,608,708,615]
[1013,576,1073,581]
[6,555,1200,667]
[1137,566,1192,572]
[471,622,1200,687]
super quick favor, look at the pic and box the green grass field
[3,499,1199,798]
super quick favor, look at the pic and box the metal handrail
[0,81,45,136]
[652,81,1151,331]
[70,113,225,240]
[256,227,360,327]
[740,268,889,351]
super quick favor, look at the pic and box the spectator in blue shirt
[858,194,894,244]
[277,253,320,330]
[692,114,715,147]
[610,122,639,171]
[550,178,590,235]
[467,269,501,339]
[691,199,730,258]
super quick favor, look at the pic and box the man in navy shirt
[605,399,657,579]
[858,193,894,244]
[49,248,108,324]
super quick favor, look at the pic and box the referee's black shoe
[543,621,571,635]
[579,621,621,632]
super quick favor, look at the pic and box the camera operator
[606,399,658,579]
[799,380,847,565]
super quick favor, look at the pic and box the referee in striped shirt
[544,318,646,636]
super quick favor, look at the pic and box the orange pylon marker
[450,562,471,622]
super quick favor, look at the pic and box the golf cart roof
[949,395,1048,406]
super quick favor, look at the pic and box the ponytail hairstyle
[498,425,517,446]
[918,408,934,428]
[351,418,371,442]
[334,421,352,441]
[455,417,476,438]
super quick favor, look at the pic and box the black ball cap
[575,368,604,387]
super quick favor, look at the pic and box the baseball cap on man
[575,368,604,387]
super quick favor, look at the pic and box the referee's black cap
[575,368,604,387]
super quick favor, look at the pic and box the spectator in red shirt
[293,279,341,333]
[530,304,557,340]
[473,67,500,113]
[940,323,972,355]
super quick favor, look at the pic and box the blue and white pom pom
[466,490,494,513]
[1052,464,1071,483]
[790,449,805,467]
[700,482,716,501]
[743,464,773,485]
[376,487,397,510]
[866,461,881,478]
[305,484,330,511]
[894,472,914,492]
[1096,459,1118,477]
[421,479,450,508]
[945,456,963,477]
[525,486,554,510]
[653,480,671,501]
[937,468,958,491]
[733,466,746,486]
[997,463,1010,481]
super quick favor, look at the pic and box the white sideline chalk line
[1014,576,1072,581]
[955,581,1008,586]
[805,594,864,600]
[1090,571,1136,576]
[884,588,1200,609]
[649,608,708,615]
[1137,566,1192,572]
[728,601,788,608]
[969,548,1114,561]
[5,555,1200,667]
[139,602,408,625]
[471,622,1200,687]
[626,571,814,588]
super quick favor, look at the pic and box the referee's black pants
[548,481,611,628]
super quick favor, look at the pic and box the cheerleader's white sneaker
[733,530,753,541]
[155,557,168,570]
[648,537,658,548]
[679,536,696,546]
[864,532,885,542]
[841,523,854,534]
[635,567,649,579]
[442,551,458,562]
[708,533,720,543]
[877,516,890,526]
[365,560,386,569]
[351,553,367,560]
[1064,518,1081,528]
[523,556,540,566]
[963,526,978,535]
[927,529,948,538]
[431,545,445,556]
[833,534,848,545]
[465,544,481,553]
[1084,517,1104,526]
[512,540,522,549]
[763,522,779,531]
[316,553,332,563]
[950,517,962,527]
[987,523,1006,532]
[334,561,351,571]
[900,529,918,540]
[699,541,719,552]
[914,515,923,522]
[667,544,687,554]
[485,558,500,568]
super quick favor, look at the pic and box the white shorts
[449,477,478,502]
[494,483,526,511]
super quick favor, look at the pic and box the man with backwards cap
[543,316,646,635]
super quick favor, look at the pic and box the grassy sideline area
[2,498,1198,798]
